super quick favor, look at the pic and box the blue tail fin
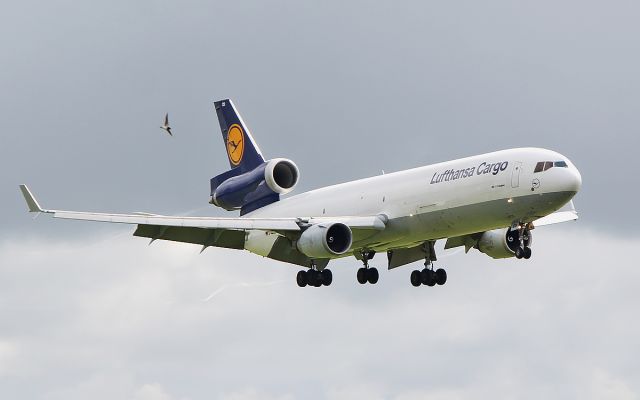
[214,99,265,173]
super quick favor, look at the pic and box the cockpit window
[534,160,569,173]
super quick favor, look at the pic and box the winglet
[19,185,46,213]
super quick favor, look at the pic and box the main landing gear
[410,267,447,287]
[296,264,333,288]
[410,241,447,287]
[511,223,533,260]
[357,251,379,285]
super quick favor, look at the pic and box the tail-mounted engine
[477,227,532,259]
[210,158,299,214]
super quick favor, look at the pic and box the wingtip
[19,184,44,213]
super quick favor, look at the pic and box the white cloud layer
[0,226,638,399]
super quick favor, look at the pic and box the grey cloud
[0,227,638,399]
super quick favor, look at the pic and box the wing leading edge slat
[51,210,302,231]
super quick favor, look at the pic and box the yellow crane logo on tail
[226,124,245,166]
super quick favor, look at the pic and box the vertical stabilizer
[214,99,265,173]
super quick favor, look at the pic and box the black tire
[515,246,525,259]
[435,268,447,285]
[410,270,422,287]
[307,270,319,287]
[523,247,532,259]
[322,269,333,286]
[422,269,436,286]
[367,268,379,284]
[296,270,307,287]
[313,271,323,287]
[357,268,368,284]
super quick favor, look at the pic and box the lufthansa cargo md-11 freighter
[20,99,582,288]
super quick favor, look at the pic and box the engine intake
[477,228,532,259]
[265,158,299,194]
[297,222,353,258]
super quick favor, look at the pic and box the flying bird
[160,113,172,136]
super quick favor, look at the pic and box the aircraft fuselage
[245,147,581,256]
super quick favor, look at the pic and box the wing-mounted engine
[477,227,532,259]
[210,158,299,215]
[296,222,353,258]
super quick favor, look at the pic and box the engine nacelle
[297,223,353,259]
[477,228,532,259]
[211,158,299,211]
[264,158,299,195]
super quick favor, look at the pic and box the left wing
[19,185,385,239]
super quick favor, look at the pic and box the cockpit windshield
[534,161,568,173]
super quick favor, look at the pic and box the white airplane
[20,99,582,288]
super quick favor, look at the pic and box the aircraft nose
[566,165,582,193]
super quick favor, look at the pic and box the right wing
[531,200,578,227]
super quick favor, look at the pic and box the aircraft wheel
[422,269,436,287]
[322,269,333,286]
[410,270,422,287]
[523,247,532,259]
[312,272,323,287]
[515,246,525,259]
[367,268,379,284]
[435,268,447,285]
[357,268,368,284]
[307,270,319,287]
[296,270,308,287]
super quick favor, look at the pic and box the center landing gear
[410,241,447,287]
[296,263,332,288]
[357,251,379,285]
[512,223,533,260]
[410,264,447,287]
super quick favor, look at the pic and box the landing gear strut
[513,223,533,260]
[357,251,379,285]
[296,263,332,288]
[410,241,447,287]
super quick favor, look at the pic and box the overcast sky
[1,1,639,399]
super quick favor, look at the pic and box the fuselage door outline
[511,161,523,188]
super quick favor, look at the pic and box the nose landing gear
[513,223,533,260]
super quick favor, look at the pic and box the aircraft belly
[355,191,576,252]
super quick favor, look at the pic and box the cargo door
[511,162,522,188]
